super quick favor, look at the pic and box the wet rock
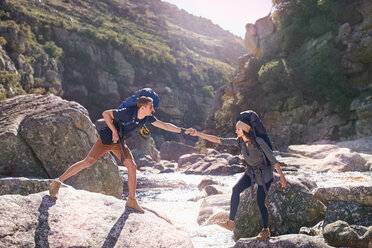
[197,177,218,191]
[314,185,372,207]
[178,153,204,169]
[234,234,332,248]
[197,194,230,225]
[160,141,198,161]
[0,94,122,198]
[202,185,219,196]
[323,200,372,227]
[159,168,174,173]
[323,220,372,248]
[234,175,326,239]
[0,187,193,248]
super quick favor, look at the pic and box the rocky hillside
[210,0,372,149]
[0,0,245,135]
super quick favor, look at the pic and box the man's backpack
[118,88,159,109]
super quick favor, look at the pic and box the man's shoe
[126,197,145,213]
[49,180,61,200]
[216,220,234,231]
[256,228,270,241]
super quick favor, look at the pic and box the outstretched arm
[151,120,186,134]
[189,129,221,144]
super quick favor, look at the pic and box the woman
[189,120,287,241]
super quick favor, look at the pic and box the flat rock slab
[0,187,193,248]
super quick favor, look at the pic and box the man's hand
[280,175,287,188]
[112,131,119,143]
[186,128,198,136]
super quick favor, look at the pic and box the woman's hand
[186,128,198,136]
[280,175,287,188]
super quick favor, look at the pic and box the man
[49,96,190,213]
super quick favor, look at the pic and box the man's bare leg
[49,156,97,200]
[123,158,144,213]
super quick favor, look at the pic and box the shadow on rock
[101,206,134,248]
[34,195,56,247]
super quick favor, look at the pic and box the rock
[299,221,323,236]
[159,168,174,173]
[283,143,369,172]
[244,24,259,56]
[255,15,275,39]
[197,177,218,191]
[0,94,122,198]
[323,220,372,248]
[184,158,245,176]
[204,148,219,156]
[314,185,372,207]
[335,136,372,154]
[0,177,52,196]
[323,200,372,227]
[234,175,326,239]
[160,141,198,161]
[202,185,219,196]
[197,194,230,225]
[178,153,204,169]
[234,234,332,248]
[0,187,193,248]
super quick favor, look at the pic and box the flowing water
[120,168,372,248]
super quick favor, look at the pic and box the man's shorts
[87,138,134,163]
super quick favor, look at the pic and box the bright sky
[162,0,273,38]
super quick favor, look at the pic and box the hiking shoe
[256,228,270,241]
[126,197,145,213]
[216,220,234,231]
[49,180,61,200]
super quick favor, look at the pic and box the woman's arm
[273,162,287,187]
[191,129,222,144]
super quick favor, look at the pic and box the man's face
[143,102,155,116]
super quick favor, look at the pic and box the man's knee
[124,159,137,170]
[82,156,97,168]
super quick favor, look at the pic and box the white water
[121,168,372,248]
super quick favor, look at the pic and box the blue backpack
[118,88,160,109]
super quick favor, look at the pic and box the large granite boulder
[279,143,370,172]
[0,187,193,248]
[234,234,332,248]
[323,200,372,227]
[234,175,326,239]
[314,185,372,207]
[0,94,122,198]
[323,220,372,248]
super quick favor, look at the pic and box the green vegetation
[43,41,63,59]
[215,0,361,133]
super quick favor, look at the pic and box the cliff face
[211,0,372,149]
[0,0,245,136]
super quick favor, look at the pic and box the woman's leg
[229,173,252,220]
[256,179,273,228]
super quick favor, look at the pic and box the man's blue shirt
[112,106,157,137]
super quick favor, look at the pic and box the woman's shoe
[216,220,234,231]
[256,228,270,241]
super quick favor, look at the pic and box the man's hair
[136,96,153,109]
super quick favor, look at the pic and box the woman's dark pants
[229,173,272,229]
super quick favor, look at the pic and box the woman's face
[235,127,244,138]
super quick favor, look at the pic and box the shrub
[43,41,63,59]
[0,36,7,46]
